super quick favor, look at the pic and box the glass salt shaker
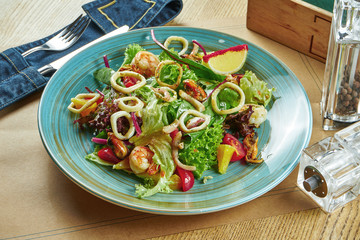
[297,121,360,213]
[321,0,360,130]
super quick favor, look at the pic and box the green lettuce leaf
[159,48,177,61]
[202,98,226,126]
[240,71,275,107]
[133,85,156,104]
[122,43,146,66]
[159,48,198,83]
[131,98,168,138]
[165,98,194,124]
[159,64,180,86]
[216,87,241,110]
[93,67,114,85]
[135,176,173,198]
[182,65,199,82]
[179,123,224,178]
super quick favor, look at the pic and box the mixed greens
[68,30,275,198]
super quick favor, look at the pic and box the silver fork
[21,15,91,57]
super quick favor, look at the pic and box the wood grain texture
[246,0,332,63]
[1,0,359,239]
[149,199,360,240]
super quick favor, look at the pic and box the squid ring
[110,111,135,140]
[211,82,245,115]
[164,36,189,55]
[116,96,144,112]
[68,93,100,114]
[110,71,146,94]
[163,119,180,134]
[179,90,205,112]
[179,109,211,133]
[155,60,183,89]
[152,86,178,102]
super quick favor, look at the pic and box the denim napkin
[0,0,183,110]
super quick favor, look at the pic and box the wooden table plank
[150,199,360,239]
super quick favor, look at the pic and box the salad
[68,30,275,198]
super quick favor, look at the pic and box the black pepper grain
[335,66,360,115]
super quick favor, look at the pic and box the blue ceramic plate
[38,27,312,215]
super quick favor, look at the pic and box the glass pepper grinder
[297,121,360,212]
[321,0,360,130]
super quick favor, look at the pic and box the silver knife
[38,25,129,75]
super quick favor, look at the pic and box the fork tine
[53,21,75,38]
[61,15,87,39]
[53,15,83,39]
[68,16,90,39]
[65,17,91,43]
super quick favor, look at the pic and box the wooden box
[247,0,332,62]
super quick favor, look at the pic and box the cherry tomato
[176,167,194,192]
[222,133,246,162]
[98,147,121,164]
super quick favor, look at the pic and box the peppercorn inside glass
[335,66,360,116]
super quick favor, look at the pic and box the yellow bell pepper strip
[67,93,100,115]
[80,103,97,117]
[217,144,236,174]
[113,157,132,172]
[71,98,98,117]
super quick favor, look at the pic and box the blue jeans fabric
[0,0,183,110]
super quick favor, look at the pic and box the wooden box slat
[247,0,332,62]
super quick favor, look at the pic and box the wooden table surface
[1,0,360,239]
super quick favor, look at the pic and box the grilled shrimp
[129,146,155,174]
[183,79,207,102]
[131,51,160,78]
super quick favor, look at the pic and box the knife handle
[38,65,56,75]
